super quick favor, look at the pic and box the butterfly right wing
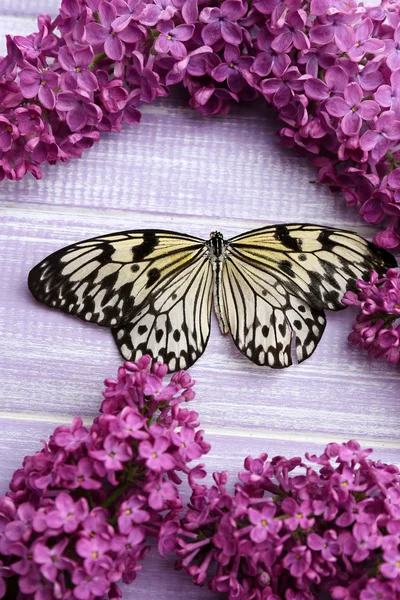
[113,252,213,372]
[28,230,206,328]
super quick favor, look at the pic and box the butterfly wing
[222,224,396,368]
[28,230,206,328]
[113,252,213,371]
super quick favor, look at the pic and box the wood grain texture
[1,2,400,598]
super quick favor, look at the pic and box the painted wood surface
[0,2,400,598]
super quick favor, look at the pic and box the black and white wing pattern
[113,253,213,372]
[222,224,396,368]
[28,230,213,371]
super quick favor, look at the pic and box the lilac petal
[261,78,281,95]
[386,120,400,140]
[104,35,125,61]
[45,71,60,88]
[293,30,310,50]
[326,96,349,117]
[58,46,76,71]
[224,43,239,64]
[356,17,373,42]
[38,85,56,110]
[86,22,109,45]
[310,24,334,46]
[169,40,187,59]
[358,100,380,120]
[19,75,40,98]
[212,63,230,82]
[371,136,390,161]
[78,70,99,92]
[75,46,95,67]
[274,84,291,109]
[221,20,242,45]
[227,70,243,93]
[174,24,195,41]
[271,31,293,52]
[221,0,246,20]
[363,39,385,54]
[99,0,117,27]
[374,85,392,108]
[250,52,272,76]
[344,82,362,107]
[335,24,355,52]
[342,110,362,135]
[182,0,198,24]
[273,53,290,77]
[201,21,221,45]
[325,66,348,92]
[138,5,162,26]
[387,52,400,71]
[388,168,400,188]
[304,78,328,101]
[360,130,380,151]
[118,23,143,43]
[57,92,78,111]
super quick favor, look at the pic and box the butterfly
[28,224,396,373]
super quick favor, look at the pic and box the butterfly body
[28,224,396,372]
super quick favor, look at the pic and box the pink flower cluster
[163,440,400,600]
[343,267,400,364]
[1,0,400,248]
[0,356,210,599]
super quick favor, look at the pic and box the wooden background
[1,1,399,597]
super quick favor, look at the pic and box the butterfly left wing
[28,230,206,328]
[113,253,213,372]
[221,224,396,368]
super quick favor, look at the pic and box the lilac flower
[138,0,176,27]
[261,66,303,109]
[360,111,400,161]
[58,44,98,93]
[248,502,281,542]
[139,436,176,472]
[271,10,309,52]
[347,17,385,61]
[86,1,143,61]
[211,44,253,93]
[154,20,194,59]
[57,91,103,131]
[326,82,380,135]
[307,530,341,561]
[33,539,71,582]
[282,545,312,577]
[310,12,357,52]
[72,566,111,600]
[19,66,59,110]
[200,1,246,46]
[113,0,146,30]
[118,496,150,533]
[251,28,290,78]
[46,493,88,533]
[90,434,133,471]
[59,0,93,40]
[304,65,348,101]
[14,105,44,135]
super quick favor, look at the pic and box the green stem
[89,52,107,69]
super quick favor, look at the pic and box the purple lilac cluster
[162,440,400,600]
[343,266,400,364]
[0,356,210,599]
[1,1,400,248]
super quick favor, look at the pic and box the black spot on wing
[275,225,303,252]
[132,231,159,261]
[317,230,335,250]
[279,260,296,277]
[146,267,161,288]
